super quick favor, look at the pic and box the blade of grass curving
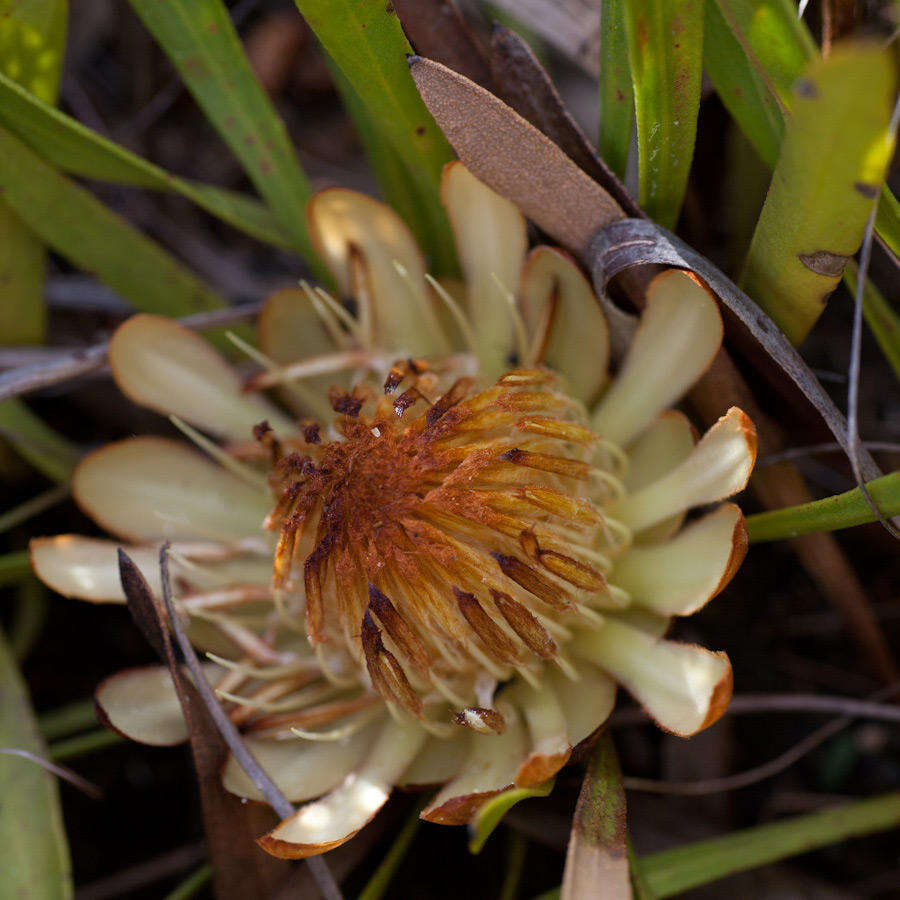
[740,43,896,345]
[0,628,73,899]
[641,791,900,897]
[469,779,554,854]
[622,0,704,229]
[165,865,213,900]
[0,398,79,483]
[844,261,900,380]
[126,0,320,269]
[48,728,124,761]
[561,733,630,900]
[874,187,900,259]
[598,0,633,181]
[746,472,900,541]
[0,74,291,249]
[295,0,457,273]
[326,55,433,252]
[0,125,228,322]
[0,0,67,344]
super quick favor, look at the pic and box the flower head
[32,163,756,857]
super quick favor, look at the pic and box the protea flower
[31,163,756,858]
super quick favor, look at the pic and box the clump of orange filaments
[263,363,632,733]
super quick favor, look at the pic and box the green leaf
[536,792,900,900]
[740,43,896,344]
[0,549,33,588]
[0,73,291,249]
[469,779,554,854]
[326,54,433,251]
[126,0,318,266]
[843,260,900,381]
[874,186,900,260]
[623,0,704,228]
[746,471,900,542]
[598,0,633,180]
[705,1,900,326]
[642,792,900,897]
[0,124,227,320]
[703,0,784,169]
[0,628,73,898]
[0,399,79,484]
[0,0,67,344]
[295,0,457,273]
[562,733,630,899]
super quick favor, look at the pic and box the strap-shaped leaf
[0,124,225,319]
[0,74,291,249]
[126,0,318,266]
[623,0,704,228]
[598,0,633,181]
[0,629,73,899]
[295,0,457,272]
[740,43,896,344]
[0,0,67,343]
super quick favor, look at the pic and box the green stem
[0,549,32,587]
[164,864,212,900]
[11,579,47,661]
[39,698,98,741]
[843,260,900,381]
[746,472,900,542]
[49,728,123,760]
[357,797,426,900]
[0,399,79,484]
[499,830,528,900]
[641,792,900,897]
[0,484,69,534]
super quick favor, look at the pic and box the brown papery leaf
[392,0,495,90]
[408,56,623,255]
[561,732,630,900]
[116,551,300,899]
[488,25,641,219]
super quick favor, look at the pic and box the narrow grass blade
[537,791,900,899]
[746,471,900,542]
[126,0,318,266]
[0,74,291,249]
[598,0,633,180]
[326,55,432,249]
[623,0,704,228]
[642,792,900,897]
[468,779,554,854]
[703,0,784,168]
[0,549,32,587]
[165,865,212,900]
[706,1,900,301]
[561,733,630,900]
[0,125,226,319]
[11,578,48,661]
[39,699,98,742]
[0,483,68,534]
[843,260,900,380]
[0,628,73,898]
[741,43,896,344]
[48,729,125,761]
[295,0,457,272]
[0,398,79,483]
[0,0,67,343]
